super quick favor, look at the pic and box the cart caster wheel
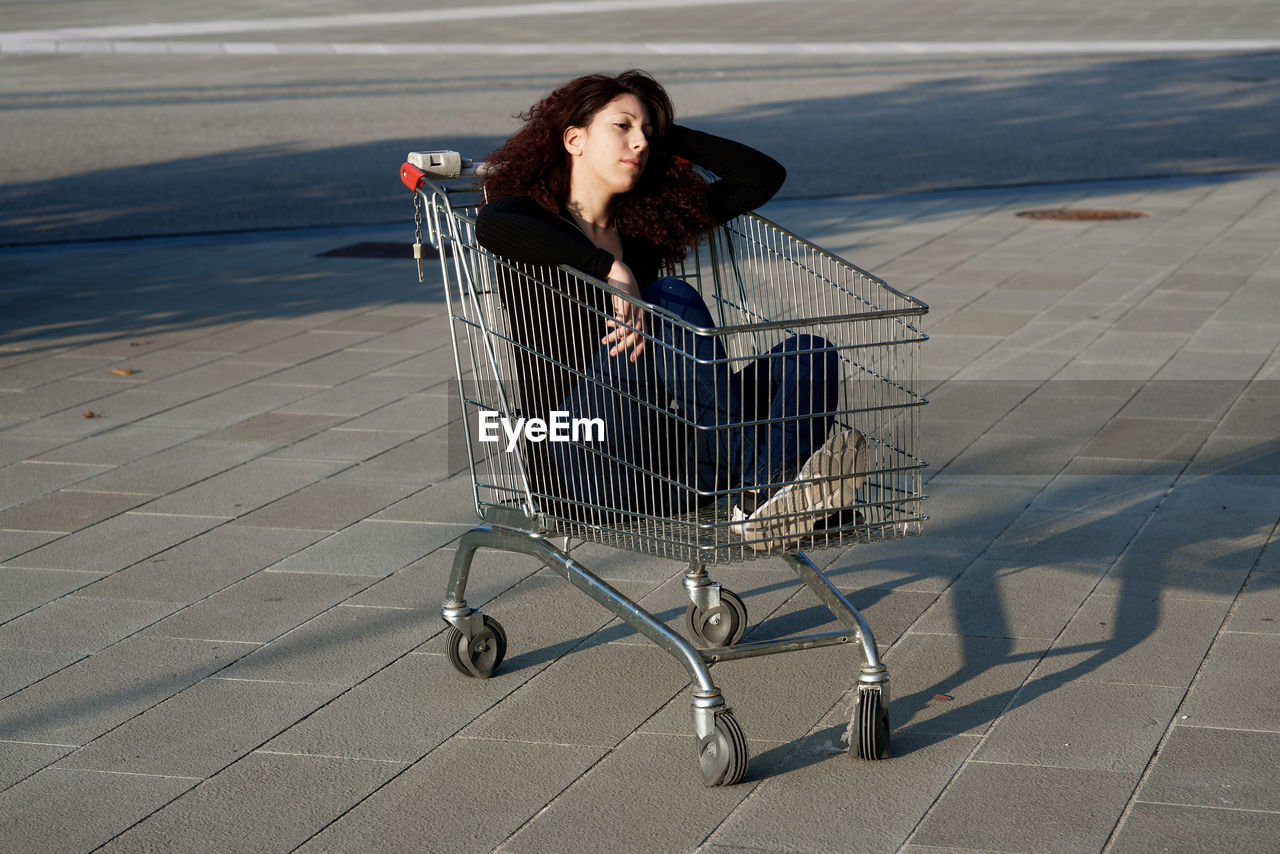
[445,615,507,678]
[851,687,891,760]
[698,710,749,787]
[684,589,747,647]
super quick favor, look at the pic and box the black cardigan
[475,125,786,286]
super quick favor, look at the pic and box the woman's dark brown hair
[480,70,717,270]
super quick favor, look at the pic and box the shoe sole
[742,430,868,551]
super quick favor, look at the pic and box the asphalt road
[2,0,1278,245]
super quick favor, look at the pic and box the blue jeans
[551,278,838,517]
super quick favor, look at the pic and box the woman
[475,70,864,545]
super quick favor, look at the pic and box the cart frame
[402,152,928,785]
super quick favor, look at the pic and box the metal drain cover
[1016,209,1147,221]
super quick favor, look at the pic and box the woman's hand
[602,259,646,361]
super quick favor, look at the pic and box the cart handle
[400,162,428,191]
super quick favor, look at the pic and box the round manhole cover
[1016,209,1147,221]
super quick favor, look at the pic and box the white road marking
[1,0,798,43]
[5,39,1280,56]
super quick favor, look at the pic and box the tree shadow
[3,52,1278,246]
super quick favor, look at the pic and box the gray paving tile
[1180,632,1280,731]
[331,431,455,485]
[0,461,111,510]
[137,458,345,518]
[0,566,102,623]
[138,381,317,430]
[886,633,1049,737]
[4,512,223,573]
[98,752,401,854]
[0,353,114,390]
[0,530,60,563]
[217,604,438,687]
[265,652,507,763]
[0,636,249,745]
[921,380,1038,425]
[368,474,479,525]
[912,558,1105,640]
[258,347,416,387]
[1,376,125,419]
[0,436,65,467]
[318,319,440,355]
[0,767,197,854]
[9,388,201,439]
[461,641,690,748]
[131,357,283,398]
[295,738,603,854]
[75,526,319,607]
[233,480,417,531]
[57,677,344,778]
[267,426,418,463]
[1080,416,1217,462]
[1099,541,1262,602]
[345,543,542,612]
[910,763,1138,854]
[985,508,1146,563]
[1114,306,1218,334]
[337,390,455,433]
[819,534,989,594]
[0,489,148,533]
[944,430,1084,477]
[1031,593,1230,688]
[711,732,977,854]
[1139,726,1280,811]
[0,648,82,698]
[1216,383,1280,438]
[917,477,1041,541]
[1109,802,1280,854]
[236,330,376,363]
[168,320,312,355]
[1190,433,1280,476]
[988,390,1123,439]
[267,519,452,576]
[504,732,751,854]
[317,312,423,334]
[69,439,269,496]
[0,595,177,654]
[150,571,372,644]
[277,374,431,417]
[975,677,1183,771]
[1120,380,1246,421]
[917,417,989,473]
[201,412,345,444]
[28,425,205,466]
[0,741,74,790]
[1225,570,1280,633]
[1031,473,1174,517]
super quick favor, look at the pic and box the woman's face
[564,93,653,197]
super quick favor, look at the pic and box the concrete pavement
[2,166,1278,852]
[3,0,1280,243]
[4,0,1280,851]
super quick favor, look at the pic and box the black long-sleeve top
[475,126,786,286]
[471,127,785,507]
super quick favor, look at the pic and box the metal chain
[412,189,425,283]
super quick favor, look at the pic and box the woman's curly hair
[480,70,718,270]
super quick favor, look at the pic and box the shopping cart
[401,151,928,785]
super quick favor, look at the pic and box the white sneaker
[738,430,868,552]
